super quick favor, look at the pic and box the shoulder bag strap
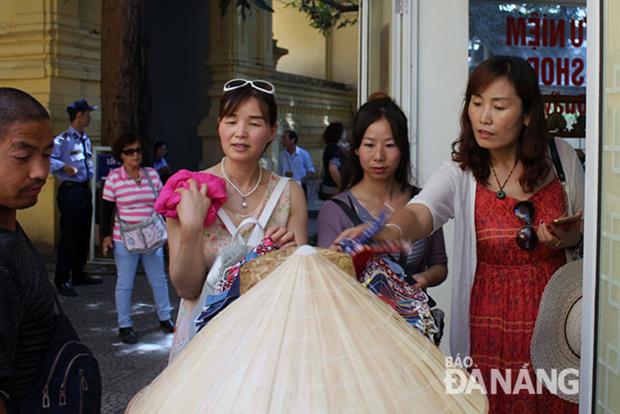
[249,177,290,245]
[217,210,262,245]
[142,168,160,197]
[329,194,364,226]
[233,216,261,245]
[548,138,566,184]
[136,168,161,219]
[217,209,239,239]
[217,176,290,246]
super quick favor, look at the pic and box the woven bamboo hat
[127,246,487,413]
[238,246,355,294]
[531,259,582,403]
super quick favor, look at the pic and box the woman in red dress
[335,56,584,412]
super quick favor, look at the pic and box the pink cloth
[154,169,227,227]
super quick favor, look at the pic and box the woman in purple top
[317,93,448,289]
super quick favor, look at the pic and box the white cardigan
[410,137,584,358]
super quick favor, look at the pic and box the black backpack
[18,300,101,414]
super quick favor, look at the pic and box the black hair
[112,133,144,162]
[323,122,344,144]
[0,88,50,139]
[452,55,550,192]
[342,95,412,191]
[219,84,277,127]
[154,141,167,152]
[283,130,298,143]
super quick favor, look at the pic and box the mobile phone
[551,214,582,226]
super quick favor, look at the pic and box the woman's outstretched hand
[265,226,297,249]
[331,224,370,249]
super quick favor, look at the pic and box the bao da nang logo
[443,356,579,396]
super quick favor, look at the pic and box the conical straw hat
[239,246,355,294]
[127,246,487,413]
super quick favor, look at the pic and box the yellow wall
[272,2,327,79]
[329,21,358,86]
[0,0,101,249]
[595,0,620,412]
[367,1,392,95]
[272,2,358,85]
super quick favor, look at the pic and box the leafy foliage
[219,0,358,36]
[286,1,359,36]
[219,0,274,19]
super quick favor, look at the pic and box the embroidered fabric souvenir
[194,238,278,333]
[358,256,438,339]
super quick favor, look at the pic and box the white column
[414,0,469,355]
[580,0,600,411]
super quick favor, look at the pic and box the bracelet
[385,223,404,239]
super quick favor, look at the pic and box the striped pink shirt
[102,166,162,242]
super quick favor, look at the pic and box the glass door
[359,0,417,166]
[593,0,620,412]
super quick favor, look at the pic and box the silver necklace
[221,157,263,209]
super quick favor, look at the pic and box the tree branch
[317,0,358,13]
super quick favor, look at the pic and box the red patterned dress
[470,179,578,413]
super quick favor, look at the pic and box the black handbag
[17,299,101,414]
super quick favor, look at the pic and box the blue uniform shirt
[153,157,169,171]
[50,127,94,183]
[277,146,315,183]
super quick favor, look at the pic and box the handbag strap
[252,177,289,240]
[217,209,238,239]
[217,213,266,246]
[115,169,160,229]
[233,216,262,245]
[329,194,364,226]
[217,177,290,246]
[548,138,566,183]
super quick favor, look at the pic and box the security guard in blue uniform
[51,99,103,297]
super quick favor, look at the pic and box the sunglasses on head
[223,78,275,95]
[514,200,538,250]
[122,147,142,156]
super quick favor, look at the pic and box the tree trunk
[101,0,151,159]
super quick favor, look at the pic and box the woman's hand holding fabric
[265,226,296,249]
[331,224,370,249]
[176,179,211,232]
[411,273,430,290]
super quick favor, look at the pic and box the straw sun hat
[127,246,487,413]
[531,259,582,403]
[238,246,355,294]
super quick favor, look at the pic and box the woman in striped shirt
[101,134,174,344]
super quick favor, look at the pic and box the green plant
[219,0,358,35]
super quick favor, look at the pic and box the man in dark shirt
[0,88,57,413]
